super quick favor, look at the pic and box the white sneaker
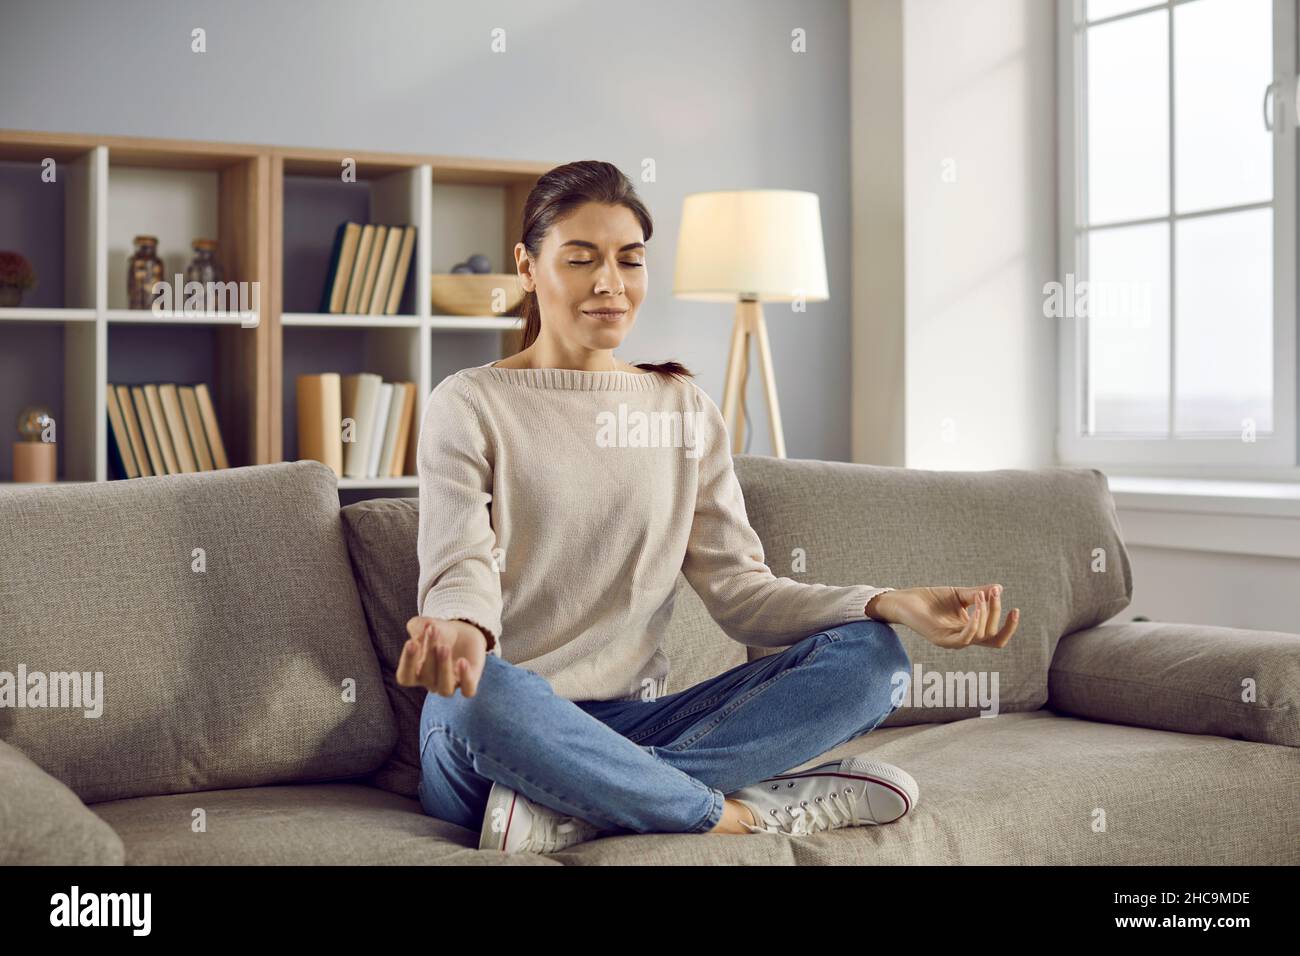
[728,757,919,835]
[478,780,613,853]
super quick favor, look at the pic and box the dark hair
[515,160,693,382]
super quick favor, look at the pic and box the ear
[513,243,535,291]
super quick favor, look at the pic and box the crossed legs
[417,619,911,835]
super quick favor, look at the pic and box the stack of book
[107,383,229,479]
[297,372,417,480]
[320,221,418,315]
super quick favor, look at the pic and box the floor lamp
[673,190,829,458]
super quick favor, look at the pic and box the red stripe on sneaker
[502,791,518,850]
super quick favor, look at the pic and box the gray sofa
[2,458,1297,865]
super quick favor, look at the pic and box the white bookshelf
[0,308,96,322]
[106,309,257,326]
[277,157,529,494]
[283,313,421,328]
[337,476,420,490]
[1,129,546,496]
[0,137,269,486]
[0,145,103,484]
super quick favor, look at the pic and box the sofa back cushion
[340,497,745,799]
[0,461,395,803]
[732,456,1133,725]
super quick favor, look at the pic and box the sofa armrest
[1048,620,1300,747]
[0,739,124,864]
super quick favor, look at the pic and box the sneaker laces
[742,786,857,835]
[525,811,587,848]
[522,802,597,852]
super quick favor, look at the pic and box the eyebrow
[559,240,645,253]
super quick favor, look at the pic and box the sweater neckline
[477,361,665,391]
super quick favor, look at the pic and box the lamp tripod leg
[752,305,786,458]
[721,305,748,453]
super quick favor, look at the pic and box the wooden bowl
[429,273,525,317]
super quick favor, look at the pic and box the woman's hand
[867,584,1019,650]
[396,617,489,696]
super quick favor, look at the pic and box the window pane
[1175,0,1272,213]
[1086,223,1170,435]
[1086,10,1169,224]
[1088,0,1160,22]
[1174,208,1273,434]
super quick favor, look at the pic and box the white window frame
[1056,0,1299,479]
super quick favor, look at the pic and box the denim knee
[417,722,487,830]
[417,657,544,827]
[829,619,912,718]
[419,653,549,755]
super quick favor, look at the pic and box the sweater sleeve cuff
[841,585,896,623]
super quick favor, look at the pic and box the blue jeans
[416,618,910,835]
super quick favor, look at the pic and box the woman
[396,160,1019,854]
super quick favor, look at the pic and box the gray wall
[0,0,858,461]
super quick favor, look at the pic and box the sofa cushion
[757,711,1300,865]
[88,783,554,865]
[1049,621,1300,747]
[340,497,745,799]
[90,716,1300,866]
[0,461,395,803]
[0,740,123,865]
[732,457,1133,724]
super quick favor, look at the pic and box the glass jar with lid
[127,235,164,310]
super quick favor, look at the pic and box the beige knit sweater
[415,361,895,702]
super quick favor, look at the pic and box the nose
[593,257,623,294]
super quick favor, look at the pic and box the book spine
[319,220,349,314]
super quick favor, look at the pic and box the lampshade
[672,189,829,303]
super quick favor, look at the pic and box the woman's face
[516,201,647,352]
